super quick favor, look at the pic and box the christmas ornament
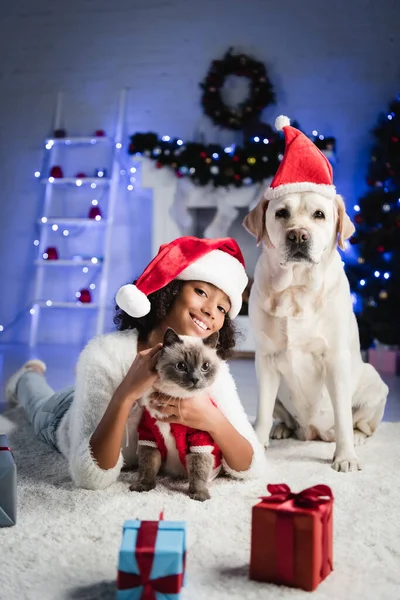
[88,206,102,220]
[94,129,105,137]
[53,129,66,138]
[75,172,87,178]
[200,48,275,131]
[43,247,59,260]
[77,289,92,303]
[50,166,63,178]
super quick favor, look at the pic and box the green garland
[128,129,335,188]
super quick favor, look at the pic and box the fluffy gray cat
[130,328,222,501]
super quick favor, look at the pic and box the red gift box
[368,347,399,374]
[250,484,333,592]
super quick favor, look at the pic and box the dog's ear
[243,197,273,247]
[335,194,355,250]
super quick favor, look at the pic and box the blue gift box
[0,434,17,527]
[116,518,186,600]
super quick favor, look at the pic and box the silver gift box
[0,433,17,527]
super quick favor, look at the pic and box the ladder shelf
[29,89,127,347]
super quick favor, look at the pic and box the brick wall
[0,0,398,343]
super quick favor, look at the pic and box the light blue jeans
[16,371,74,451]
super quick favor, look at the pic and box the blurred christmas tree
[347,95,400,348]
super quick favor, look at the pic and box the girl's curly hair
[113,279,238,360]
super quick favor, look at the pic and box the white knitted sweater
[56,329,267,490]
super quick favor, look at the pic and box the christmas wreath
[199,49,275,130]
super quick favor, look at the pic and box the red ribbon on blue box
[117,514,186,599]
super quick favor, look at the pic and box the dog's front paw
[189,488,211,502]
[254,422,272,448]
[270,422,293,440]
[129,481,156,493]
[331,454,362,473]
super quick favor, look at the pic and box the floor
[3,403,399,600]
[2,343,399,600]
[0,343,399,421]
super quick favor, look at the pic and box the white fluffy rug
[1,407,399,600]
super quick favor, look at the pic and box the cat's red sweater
[137,401,222,470]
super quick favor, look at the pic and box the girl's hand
[118,344,163,404]
[149,392,221,432]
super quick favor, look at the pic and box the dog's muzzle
[285,228,312,262]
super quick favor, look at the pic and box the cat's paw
[129,481,156,493]
[189,488,211,502]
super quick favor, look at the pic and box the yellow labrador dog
[244,191,388,472]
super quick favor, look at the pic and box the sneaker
[5,360,47,406]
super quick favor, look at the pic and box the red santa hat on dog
[264,116,336,201]
[116,236,248,319]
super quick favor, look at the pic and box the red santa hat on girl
[264,116,336,201]
[116,236,248,319]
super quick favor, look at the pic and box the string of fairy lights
[0,135,135,335]
[346,103,400,315]
[127,126,336,189]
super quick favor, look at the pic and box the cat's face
[155,328,220,398]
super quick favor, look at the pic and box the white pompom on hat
[263,115,336,201]
[116,236,248,319]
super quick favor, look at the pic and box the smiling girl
[6,237,266,489]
